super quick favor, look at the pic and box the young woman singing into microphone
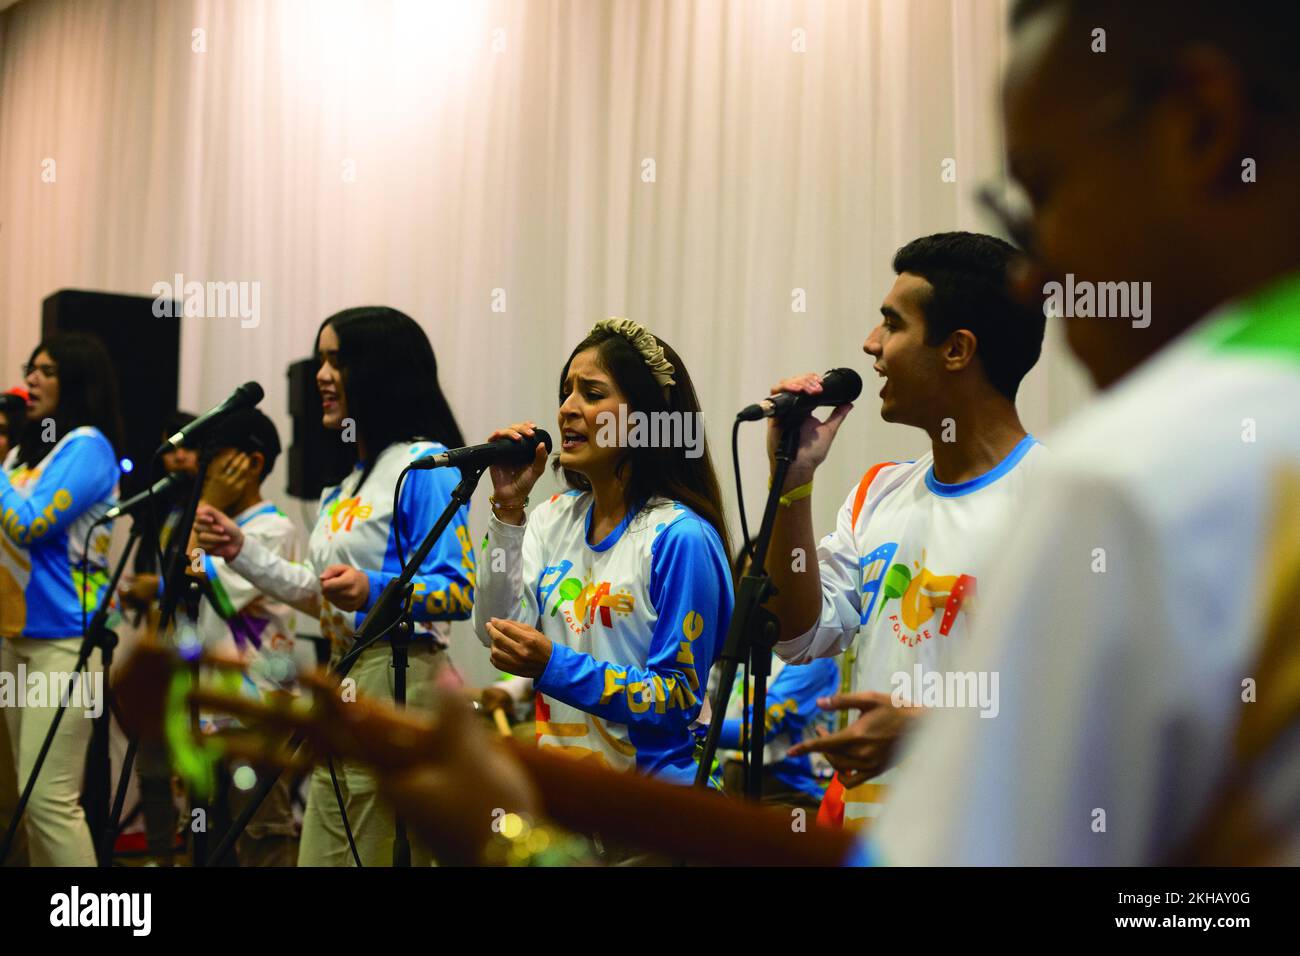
[0,333,123,866]
[474,318,733,788]
[195,306,475,866]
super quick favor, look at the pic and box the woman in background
[0,333,123,866]
[196,306,475,866]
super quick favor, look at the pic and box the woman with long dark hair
[0,332,123,866]
[473,318,733,789]
[196,306,475,866]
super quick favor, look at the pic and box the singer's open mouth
[561,429,586,450]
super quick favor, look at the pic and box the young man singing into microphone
[763,231,1048,830]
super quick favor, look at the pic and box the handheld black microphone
[102,473,186,521]
[408,429,553,472]
[737,368,863,422]
[157,381,264,454]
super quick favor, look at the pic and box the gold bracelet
[778,481,813,507]
[489,493,528,512]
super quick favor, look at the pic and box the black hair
[133,406,202,576]
[0,393,24,452]
[891,232,1046,401]
[162,410,198,443]
[17,332,124,468]
[203,407,282,480]
[556,326,732,563]
[314,306,465,491]
[1009,0,1300,116]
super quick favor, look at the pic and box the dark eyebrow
[880,305,904,322]
[565,373,609,388]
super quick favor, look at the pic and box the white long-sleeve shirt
[776,435,1047,827]
[196,501,299,696]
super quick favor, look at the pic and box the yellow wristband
[778,480,813,507]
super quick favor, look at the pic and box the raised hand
[487,421,548,520]
[765,373,854,489]
[202,451,255,511]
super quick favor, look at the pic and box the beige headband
[590,317,676,387]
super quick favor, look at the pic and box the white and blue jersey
[473,491,733,783]
[196,501,299,697]
[228,440,476,653]
[776,434,1046,829]
[718,657,839,801]
[0,427,118,639]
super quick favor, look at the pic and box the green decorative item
[163,665,245,800]
[165,668,219,800]
[876,564,912,620]
[551,577,582,615]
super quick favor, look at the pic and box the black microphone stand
[205,463,486,866]
[99,475,201,866]
[694,419,801,797]
[134,443,218,866]
[388,612,413,867]
[0,514,146,864]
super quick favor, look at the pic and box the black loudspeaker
[41,289,180,498]
[287,357,351,500]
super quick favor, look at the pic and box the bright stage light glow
[119,457,135,474]
[279,0,492,110]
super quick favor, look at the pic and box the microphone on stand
[408,430,553,472]
[103,473,187,521]
[737,368,863,422]
[156,382,264,455]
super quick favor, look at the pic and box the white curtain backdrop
[0,0,1093,688]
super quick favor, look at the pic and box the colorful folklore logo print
[325,495,372,535]
[537,559,635,635]
[858,542,900,622]
[859,543,976,646]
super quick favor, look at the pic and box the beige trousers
[296,641,445,867]
[1,635,103,867]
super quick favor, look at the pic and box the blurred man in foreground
[861,0,1300,865]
